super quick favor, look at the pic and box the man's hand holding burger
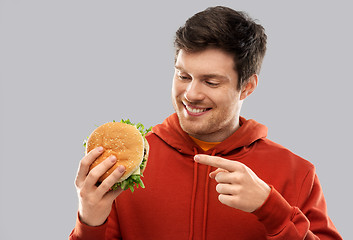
[74,120,151,226]
[75,147,126,226]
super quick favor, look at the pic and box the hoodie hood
[152,113,268,156]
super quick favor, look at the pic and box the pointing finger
[194,154,238,172]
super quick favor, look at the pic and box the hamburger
[85,119,151,192]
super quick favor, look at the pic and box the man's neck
[190,119,240,142]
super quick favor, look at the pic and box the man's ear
[240,74,258,100]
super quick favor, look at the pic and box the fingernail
[97,146,104,152]
[110,155,117,162]
[118,165,125,173]
[194,155,200,162]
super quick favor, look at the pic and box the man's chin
[178,118,209,136]
[175,106,213,134]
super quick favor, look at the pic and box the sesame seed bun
[86,122,145,182]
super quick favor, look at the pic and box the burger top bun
[86,122,145,182]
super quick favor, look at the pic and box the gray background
[1,0,352,239]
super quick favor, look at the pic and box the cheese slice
[132,167,140,175]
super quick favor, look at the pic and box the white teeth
[185,105,207,113]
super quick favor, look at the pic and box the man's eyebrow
[174,65,229,81]
[202,73,229,81]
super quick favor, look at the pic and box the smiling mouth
[183,102,211,115]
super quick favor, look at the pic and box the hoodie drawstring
[189,147,199,240]
[190,148,217,240]
[202,149,216,240]
[202,165,211,240]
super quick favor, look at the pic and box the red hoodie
[70,114,342,240]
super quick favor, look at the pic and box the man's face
[172,48,244,142]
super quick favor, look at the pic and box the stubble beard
[174,101,220,138]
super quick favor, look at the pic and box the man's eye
[205,81,219,87]
[178,75,190,80]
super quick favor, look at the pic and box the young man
[70,6,342,240]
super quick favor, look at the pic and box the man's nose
[184,80,204,102]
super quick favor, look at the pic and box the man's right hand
[74,146,126,226]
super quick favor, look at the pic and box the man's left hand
[194,154,271,212]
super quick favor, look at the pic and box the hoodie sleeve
[69,202,121,240]
[252,168,342,240]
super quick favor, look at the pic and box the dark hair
[174,6,267,89]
